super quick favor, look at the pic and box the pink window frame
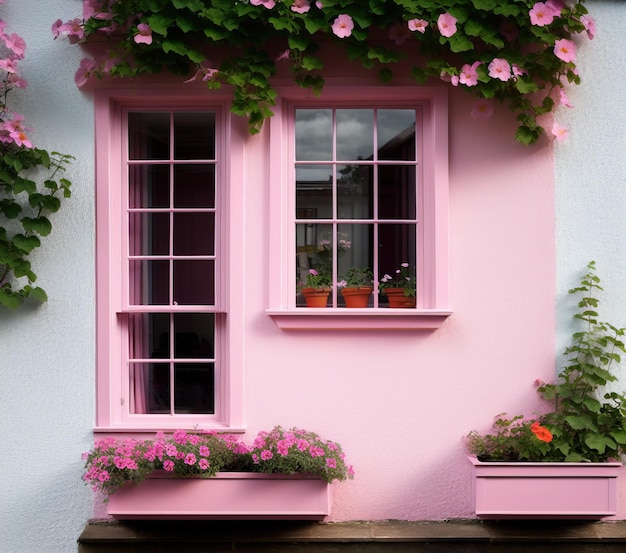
[266,85,451,330]
[94,89,245,432]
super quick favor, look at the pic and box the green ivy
[0,147,73,309]
[61,0,591,143]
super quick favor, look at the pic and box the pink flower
[488,58,511,81]
[512,64,527,79]
[437,13,457,38]
[529,2,555,26]
[326,458,337,468]
[98,471,110,482]
[199,458,209,470]
[3,33,26,58]
[199,445,210,457]
[54,18,84,43]
[250,0,276,8]
[581,15,596,40]
[260,449,273,460]
[184,453,196,465]
[554,38,576,62]
[134,23,152,45]
[559,88,573,108]
[163,460,175,472]
[459,61,481,87]
[74,57,98,87]
[184,60,218,83]
[552,121,568,141]
[332,14,354,38]
[276,49,290,62]
[0,57,17,73]
[471,99,494,120]
[545,0,564,16]
[291,0,310,14]
[408,19,428,34]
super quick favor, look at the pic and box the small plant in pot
[467,261,626,463]
[299,268,332,308]
[378,262,416,308]
[338,266,373,308]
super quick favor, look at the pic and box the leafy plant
[468,261,626,462]
[82,426,354,498]
[300,267,332,290]
[338,266,373,288]
[0,7,73,309]
[378,262,416,298]
[54,0,594,144]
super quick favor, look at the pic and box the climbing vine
[0,6,73,309]
[55,0,592,145]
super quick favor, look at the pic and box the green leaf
[28,286,48,303]
[0,287,22,309]
[301,56,324,71]
[515,125,541,145]
[12,234,41,254]
[147,13,174,36]
[21,216,53,237]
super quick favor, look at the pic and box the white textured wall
[555,2,626,374]
[0,1,95,552]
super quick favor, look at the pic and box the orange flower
[531,422,553,443]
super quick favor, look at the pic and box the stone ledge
[78,519,626,544]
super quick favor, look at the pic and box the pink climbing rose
[437,12,457,37]
[408,19,428,34]
[554,38,576,62]
[488,58,511,81]
[134,23,152,45]
[332,14,354,38]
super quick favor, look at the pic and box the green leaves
[0,148,73,309]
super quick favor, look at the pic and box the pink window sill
[266,309,452,330]
[469,455,622,519]
[107,471,333,520]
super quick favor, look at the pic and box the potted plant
[338,266,373,308]
[378,263,416,308]
[299,268,332,307]
[82,426,354,520]
[466,261,626,519]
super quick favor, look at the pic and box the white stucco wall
[555,1,626,382]
[0,2,96,553]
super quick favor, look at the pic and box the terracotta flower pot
[341,286,373,308]
[302,287,330,308]
[384,288,416,308]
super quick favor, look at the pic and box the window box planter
[107,471,333,520]
[468,455,622,519]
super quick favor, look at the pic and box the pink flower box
[107,471,333,520]
[469,455,622,519]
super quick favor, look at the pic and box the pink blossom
[581,15,596,40]
[326,458,337,468]
[55,18,84,43]
[74,57,98,87]
[184,453,196,465]
[316,1,323,7]
[134,23,153,45]
[471,99,494,120]
[559,88,573,108]
[552,121,568,141]
[408,19,428,34]
[7,73,27,88]
[184,60,218,83]
[529,2,556,26]
[199,445,210,457]
[3,33,26,58]
[276,49,290,62]
[165,443,178,456]
[534,378,546,387]
[291,0,310,14]
[459,61,481,87]
[98,471,110,482]
[488,58,511,81]
[199,458,209,470]
[545,0,564,16]
[0,58,18,73]
[450,75,459,87]
[437,13,457,38]
[260,449,273,460]
[332,14,354,38]
[554,38,576,62]
[512,64,527,79]
[250,0,276,8]
[163,460,175,472]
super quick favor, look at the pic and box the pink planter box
[469,455,622,519]
[107,472,333,520]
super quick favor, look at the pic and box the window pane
[295,109,332,161]
[129,165,170,208]
[378,223,417,278]
[378,165,417,220]
[173,313,215,359]
[129,260,169,305]
[129,212,169,256]
[337,164,373,219]
[128,112,169,160]
[296,164,332,219]
[129,363,171,414]
[337,224,373,279]
[173,212,215,255]
[174,164,215,208]
[378,109,416,161]
[173,260,214,305]
[128,313,170,359]
[174,363,214,414]
[337,109,373,161]
[174,112,216,160]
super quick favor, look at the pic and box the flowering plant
[0,4,73,309]
[467,262,626,462]
[300,268,332,290]
[338,266,373,288]
[54,0,593,144]
[378,262,416,298]
[82,426,353,498]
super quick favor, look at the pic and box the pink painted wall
[229,84,585,521]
